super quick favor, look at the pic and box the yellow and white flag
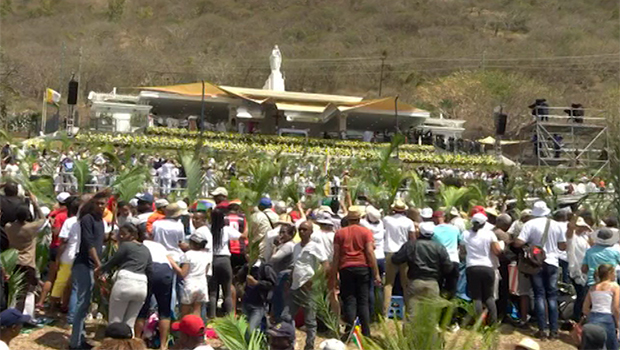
[45,88,61,105]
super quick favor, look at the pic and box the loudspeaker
[495,113,507,135]
[67,79,78,105]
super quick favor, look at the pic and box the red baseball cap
[171,315,205,336]
[470,205,486,217]
[432,210,444,218]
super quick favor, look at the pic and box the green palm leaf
[111,165,152,202]
[212,314,265,350]
[179,151,205,203]
[1,249,26,308]
[73,159,92,194]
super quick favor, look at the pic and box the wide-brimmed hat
[420,207,433,219]
[318,205,335,215]
[515,337,540,350]
[594,228,618,246]
[449,207,460,217]
[485,207,499,218]
[575,217,591,229]
[365,206,382,223]
[164,203,182,218]
[315,212,334,226]
[177,201,189,215]
[347,209,362,221]
[531,201,550,217]
[391,199,408,212]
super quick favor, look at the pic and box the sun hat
[594,228,618,246]
[531,201,551,217]
[211,187,228,197]
[449,207,460,217]
[56,192,71,204]
[318,205,335,215]
[105,322,133,340]
[177,201,189,215]
[164,203,182,218]
[189,230,209,244]
[155,199,169,209]
[365,206,382,223]
[347,209,362,221]
[515,337,540,350]
[391,199,408,212]
[420,207,433,219]
[520,209,533,219]
[575,217,591,229]
[485,207,499,217]
[419,222,436,237]
[471,213,488,225]
[315,212,334,226]
[171,315,206,337]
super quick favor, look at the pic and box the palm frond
[179,151,205,203]
[407,171,427,207]
[111,165,152,202]
[73,159,92,194]
[212,314,265,350]
[439,185,471,211]
[1,249,26,308]
[311,267,341,338]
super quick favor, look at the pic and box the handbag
[518,219,550,275]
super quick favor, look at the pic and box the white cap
[419,221,436,237]
[155,199,169,209]
[319,339,346,350]
[471,213,488,224]
[212,187,228,197]
[128,198,138,207]
[56,192,71,204]
[420,207,433,219]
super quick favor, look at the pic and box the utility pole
[378,51,387,97]
[58,42,66,93]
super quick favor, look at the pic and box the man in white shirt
[382,199,415,315]
[514,201,567,340]
[251,198,279,258]
[312,212,336,262]
[157,159,176,195]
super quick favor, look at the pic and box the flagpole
[41,89,47,135]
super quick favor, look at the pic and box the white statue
[264,45,285,91]
[270,45,282,71]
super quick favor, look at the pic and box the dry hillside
[1,0,619,135]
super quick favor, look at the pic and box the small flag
[351,319,364,350]
[45,88,61,105]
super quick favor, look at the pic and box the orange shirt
[146,211,166,234]
[334,224,374,269]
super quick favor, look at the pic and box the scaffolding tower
[528,106,608,173]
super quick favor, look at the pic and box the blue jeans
[530,262,559,332]
[588,312,619,350]
[272,271,290,323]
[242,302,266,334]
[69,263,94,348]
[67,284,78,324]
[571,280,588,321]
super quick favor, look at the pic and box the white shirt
[568,233,590,286]
[3,163,19,177]
[311,230,335,262]
[291,241,328,290]
[262,226,281,262]
[0,339,8,350]
[59,216,80,263]
[213,226,242,256]
[193,345,214,350]
[361,219,385,260]
[557,221,568,262]
[152,219,186,262]
[462,228,498,268]
[142,240,172,267]
[517,217,567,267]
[157,162,176,179]
[181,250,211,285]
[383,214,415,253]
[195,226,213,276]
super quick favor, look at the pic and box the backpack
[518,219,550,275]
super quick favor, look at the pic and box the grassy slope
[1,0,619,135]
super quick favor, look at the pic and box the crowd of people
[0,169,619,350]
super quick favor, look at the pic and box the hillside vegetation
[1,0,619,135]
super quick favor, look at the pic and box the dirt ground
[8,321,577,350]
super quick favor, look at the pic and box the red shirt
[334,224,374,269]
[225,213,246,255]
[50,208,68,249]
